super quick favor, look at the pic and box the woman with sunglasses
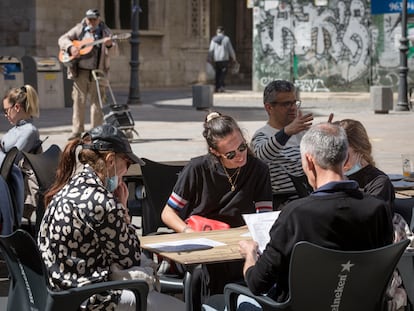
[161,111,273,308]
[38,124,185,311]
[1,85,41,161]
[161,111,272,231]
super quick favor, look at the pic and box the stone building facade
[0,0,252,89]
[1,0,412,94]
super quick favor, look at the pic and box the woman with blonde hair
[336,118,412,311]
[335,118,394,206]
[2,85,41,157]
[2,85,42,224]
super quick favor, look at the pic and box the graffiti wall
[252,0,411,92]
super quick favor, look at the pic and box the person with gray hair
[299,121,348,177]
[234,122,393,310]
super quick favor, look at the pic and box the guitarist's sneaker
[67,133,81,141]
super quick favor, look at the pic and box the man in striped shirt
[251,80,313,209]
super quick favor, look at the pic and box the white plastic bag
[231,61,240,75]
[206,62,215,81]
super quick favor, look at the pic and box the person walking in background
[208,26,237,93]
[58,8,114,141]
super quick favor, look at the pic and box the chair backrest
[22,144,62,193]
[0,147,24,231]
[0,146,20,181]
[394,197,414,231]
[287,173,313,198]
[0,176,17,235]
[140,158,185,235]
[280,165,312,198]
[397,251,414,308]
[0,229,49,310]
[21,144,62,235]
[287,240,410,311]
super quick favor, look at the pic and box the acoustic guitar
[58,33,131,65]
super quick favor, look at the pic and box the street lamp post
[396,0,410,111]
[127,0,141,105]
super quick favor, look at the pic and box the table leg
[184,270,193,311]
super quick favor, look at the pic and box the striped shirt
[251,123,305,193]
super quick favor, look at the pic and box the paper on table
[242,211,281,253]
[144,238,226,253]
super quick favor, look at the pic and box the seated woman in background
[335,119,395,207]
[38,124,185,311]
[336,118,412,311]
[1,85,41,159]
[161,111,273,309]
[2,85,42,223]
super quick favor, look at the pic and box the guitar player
[58,8,114,141]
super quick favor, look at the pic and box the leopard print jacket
[38,165,141,310]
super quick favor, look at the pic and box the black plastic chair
[287,172,313,198]
[21,144,62,236]
[224,240,410,311]
[0,229,149,311]
[394,197,414,231]
[278,165,312,199]
[140,158,186,236]
[139,158,192,301]
[397,250,414,310]
[141,158,184,293]
[0,147,24,232]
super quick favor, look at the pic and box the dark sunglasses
[118,154,133,169]
[222,142,248,160]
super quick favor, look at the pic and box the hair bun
[206,112,221,122]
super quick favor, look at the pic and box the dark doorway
[210,0,252,87]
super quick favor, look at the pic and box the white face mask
[105,164,118,192]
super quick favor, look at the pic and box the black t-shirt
[167,153,273,227]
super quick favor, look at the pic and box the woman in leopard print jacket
[37,125,184,311]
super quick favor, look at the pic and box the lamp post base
[395,102,410,111]
[127,97,141,106]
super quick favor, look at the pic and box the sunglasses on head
[222,142,248,160]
